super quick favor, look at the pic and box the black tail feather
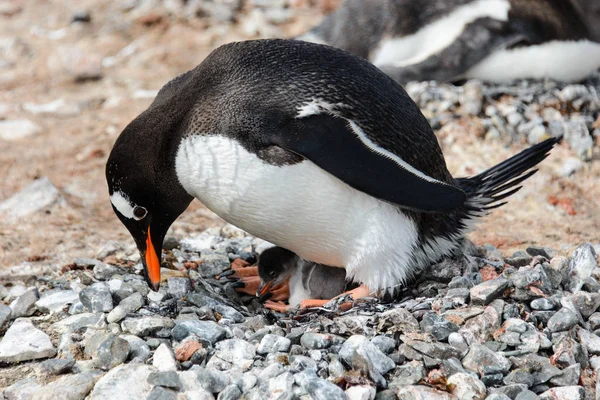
[456,137,560,212]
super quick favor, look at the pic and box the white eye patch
[110,191,136,220]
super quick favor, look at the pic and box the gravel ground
[1,1,600,399]
[0,225,599,400]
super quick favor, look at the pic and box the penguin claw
[218,269,236,278]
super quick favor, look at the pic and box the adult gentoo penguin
[106,39,559,300]
[297,0,600,83]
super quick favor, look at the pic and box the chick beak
[257,280,274,297]
[145,226,161,291]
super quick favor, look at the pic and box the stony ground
[1,0,600,399]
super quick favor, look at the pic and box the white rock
[207,339,256,371]
[447,373,486,400]
[539,386,584,400]
[395,385,457,399]
[22,98,81,117]
[3,372,97,400]
[0,319,56,363]
[0,119,41,140]
[89,364,155,399]
[153,343,178,371]
[50,312,107,335]
[35,290,79,313]
[346,385,377,400]
[0,177,64,218]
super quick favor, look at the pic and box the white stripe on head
[346,119,447,185]
[110,191,135,219]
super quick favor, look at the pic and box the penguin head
[257,246,298,296]
[105,140,193,292]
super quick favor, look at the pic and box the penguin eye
[133,206,147,220]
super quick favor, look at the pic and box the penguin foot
[264,281,290,301]
[264,300,290,313]
[236,276,261,295]
[231,266,259,277]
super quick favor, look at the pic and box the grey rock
[0,318,56,362]
[257,334,291,354]
[340,335,396,376]
[504,369,535,387]
[486,395,512,400]
[122,334,151,362]
[93,263,126,280]
[0,177,64,218]
[374,389,397,400]
[196,367,230,393]
[420,312,459,341]
[377,308,420,333]
[346,385,376,400]
[526,247,554,259]
[395,385,456,399]
[197,250,231,277]
[35,290,79,313]
[547,308,579,332]
[148,370,182,389]
[89,363,155,399]
[9,288,39,318]
[40,358,75,375]
[121,316,175,336]
[259,363,285,380]
[515,390,539,400]
[491,384,529,399]
[401,335,460,360]
[301,332,334,349]
[302,377,347,400]
[576,328,600,354]
[172,320,226,345]
[3,372,97,400]
[167,277,191,299]
[538,386,584,400]
[512,354,561,385]
[566,243,597,293]
[462,343,511,376]
[564,119,593,161]
[470,277,509,306]
[95,334,130,370]
[218,384,242,400]
[569,292,600,318]
[548,363,580,386]
[147,386,178,400]
[79,283,114,313]
[371,335,396,354]
[589,312,600,331]
[289,355,317,371]
[0,304,11,329]
[208,339,256,371]
[186,292,244,323]
[447,373,486,399]
[107,292,144,323]
[50,312,106,334]
[388,360,425,387]
[530,298,556,311]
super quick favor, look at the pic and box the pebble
[0,319,56,362]
[346,385,377,400]
[0,304,11,329]
[121,316,174,336]
[420,312,459,341]
[566,243,597,293]
[539,386,584,400]
[470,277,509,305]
[339,335,395,378]
[122,334,151,362]
[462,343,511,376]
[107,292,144,323]
[395,385,456,399]
[93,263,126,280]
[148,370,182,389]
[79,283,114,313]
[576,328,600,354]
[89,363,155,399]
[548,364,581,387]
[9,288,39,318]
[40,358,75,375]
[547,308,579,332]
[147,386,178,400]
[0,177,64,218]
[208,339,256,371]
[447,373,487,399]
[172,320,226,345]
[371,335,397,354]
[0,119,41,140]
[301,376,348,399]
[153,343,178,371]
[3,372,97,400]
[50,312,106,334]
[530,298,556,311]
[388,360,425,387]
[258,334,291,354]
[167,277,192,299]
[35,290,79,313]
[175,338,203,361]
[94,334,131,370]
[300,332,335,349]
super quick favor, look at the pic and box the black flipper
[270,114,466,212]
[378,17,526,84]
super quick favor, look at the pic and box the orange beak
[145,227,161,291]
[258,280,274,297]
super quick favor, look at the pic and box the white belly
[175,134,421,290]
[465,40,600,83]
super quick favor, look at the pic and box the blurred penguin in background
[297,0,600,84]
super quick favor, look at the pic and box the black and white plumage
[257,246,349,307]
[106,39,559,292]
[297,0,600,83]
